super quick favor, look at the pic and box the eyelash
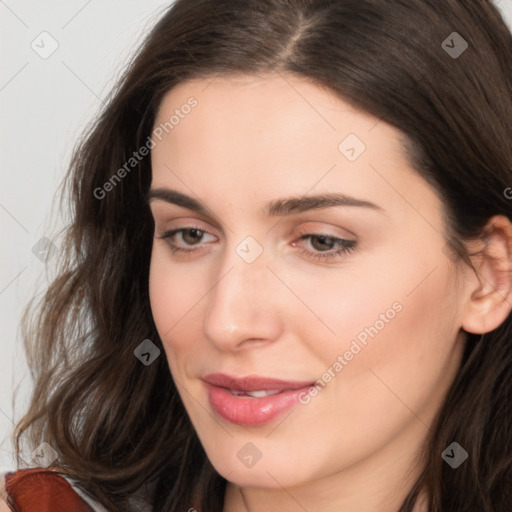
[157,227,357,262]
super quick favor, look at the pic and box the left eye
[295,234,357,261]
[306,234,342,251]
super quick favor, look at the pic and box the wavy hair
[13,0,512,510]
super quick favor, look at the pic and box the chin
[205,447,310,489]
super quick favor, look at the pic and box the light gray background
[1,0,512,473]
[0,0,173,472]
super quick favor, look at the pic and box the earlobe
[461,215,512,335]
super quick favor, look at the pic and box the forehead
[153,73,384,151]
[150,73,442,226]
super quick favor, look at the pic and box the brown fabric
[4,468,92,512]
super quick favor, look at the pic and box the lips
[203,373,313,392]
[203,373,315,426]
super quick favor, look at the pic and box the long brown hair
[13,0,512,510]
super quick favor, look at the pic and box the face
[148,73,467,496]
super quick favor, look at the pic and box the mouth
[203,373,316,426]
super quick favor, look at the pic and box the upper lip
[203,373,314,392]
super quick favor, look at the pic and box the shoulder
[1,468,93,512]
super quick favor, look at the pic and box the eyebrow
[146,188,384,217]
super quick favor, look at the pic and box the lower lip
[205,383,314,426]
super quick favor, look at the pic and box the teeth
[230,389,282,397]
[247,389,281,397]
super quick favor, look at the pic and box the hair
[12,0,512,510]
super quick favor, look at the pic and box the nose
[202,246,284,352]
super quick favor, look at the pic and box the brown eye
[296,233,357,262]
[157,227,216,255]
[309,235,337,251]
[181,228,205,245]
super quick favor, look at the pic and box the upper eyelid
[160,226,215,236]
[157,226,352,239]
[174,227,216,238]
[153,215,355,235]
[150,206,224,232]
[153,217,217,233]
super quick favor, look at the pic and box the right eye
[157,227,217,254]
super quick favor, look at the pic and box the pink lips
[203,373,315,426]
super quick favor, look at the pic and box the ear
[461,215,512,335]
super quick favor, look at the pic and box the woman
[2,0,512,510]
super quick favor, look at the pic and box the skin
[0,481,8,512]
[148,72,512,512]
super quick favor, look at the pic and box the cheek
[148,249,197,349]
[314,241,458,358]
[291,240,461,400]
[311,252,461,420]
[281,258,462,469]
[149,246,219,381]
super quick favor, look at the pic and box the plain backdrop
[1,0,512,473]
[0,0,173,473]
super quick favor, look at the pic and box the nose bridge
[202,240,282,349]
